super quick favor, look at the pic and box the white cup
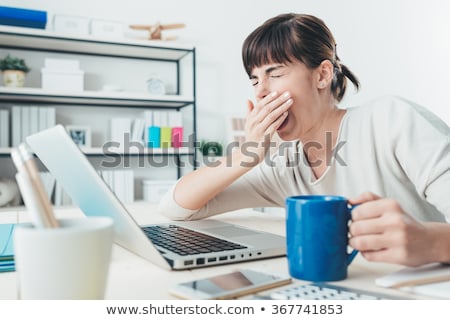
[14,217,114,299]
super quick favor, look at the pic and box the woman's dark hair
[242,13,359,102]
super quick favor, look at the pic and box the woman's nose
[255,79,270,101]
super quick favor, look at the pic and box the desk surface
[0,203,430,300]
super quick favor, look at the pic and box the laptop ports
[184,260,194,266]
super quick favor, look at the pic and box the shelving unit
[0,87,194,108]
[0,25,197,200]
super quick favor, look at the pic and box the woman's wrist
[231,147,264,169]
[427,222,450,264]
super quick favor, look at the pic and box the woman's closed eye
[250,74,284,86]
[270,73,283,79]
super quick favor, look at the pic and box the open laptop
[26,125,286,270]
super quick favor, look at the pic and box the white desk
[0,203,430,300]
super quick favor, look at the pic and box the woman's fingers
[349,215,386,236]
[246,92,292,140]
[253,91,279,113]
[246,99,254,114]
[352,198,403,221]
[254,96,292,132]
[348,192,381,206]
[253,91,291,120]
[349,234,388,252]
[348,193,434,267]
[267,111,288,133]
[261,99,292,132]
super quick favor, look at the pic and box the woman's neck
[301,106,346,147]
[301,107,346,178]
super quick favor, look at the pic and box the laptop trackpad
[206,226,261,238]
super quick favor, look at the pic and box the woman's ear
[316,60,334,89]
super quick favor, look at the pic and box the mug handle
[347,204,359,265]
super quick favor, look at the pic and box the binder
[0,109,9,147]
[0,6,47,29]
[160,127,172,149]
[0,223,16,272]
[148,126,160,148]
[158,111,171,149]
[169,111,183,148]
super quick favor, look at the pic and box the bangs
[241,13,358,102]
[242,21,300,76]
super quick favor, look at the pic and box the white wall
[3,0,450,140]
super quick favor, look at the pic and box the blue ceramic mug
[285,195,358,282]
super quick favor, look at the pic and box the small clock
[146,77,166,95]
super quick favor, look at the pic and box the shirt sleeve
[157,159,286,221]
[388,96,450,220]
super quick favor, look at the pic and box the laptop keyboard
[142,224,248,256]
[266,283,399,300]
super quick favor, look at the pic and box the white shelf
[0,25,194,61]
[0,87,194,108]
[0,147,193,157]
[0,148,11,155]
[0,25,197,181]
[82,147,193,155]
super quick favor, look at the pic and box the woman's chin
[277,132,295,141]
[277,115,289,130]
[276,117,291,136]
[277,125,298,141]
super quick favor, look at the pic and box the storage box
[0,6,47,29]
[53,14,90,35]
[142,180,176,203]
[41,58,84,91]
[41,68,84,91]
[90,19,124,38]
[44,58,80,71]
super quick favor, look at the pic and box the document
[376,263,450,299]
[0,223,15,272]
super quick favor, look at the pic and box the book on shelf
[0,6,47,29]
[112,111,185,150]
[29,106,38,137]
[11,106,21,147]
[169,111,183,148]
[143,110,153,146]
[53,180,72,207]
[13,171,71,207]
[0,109,9,148]
[146,110,185,149]
[12,170,65,207]
[11,105,56,147]
[0,223,16,272]
[20,106,30,146]
[110,117,132,149]
[98,169,134,204]
[131,118,145,144]
[40,172,56,202]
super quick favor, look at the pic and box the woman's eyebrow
[249,64,285,79]
[265,65,285,74]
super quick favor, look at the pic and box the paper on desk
[0,223,15,273]
[375,263,450,299]
[0,223,15,258]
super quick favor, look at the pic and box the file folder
[0,6,47,29]
[0,223,16,272]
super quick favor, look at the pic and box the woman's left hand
[348,192,436,267]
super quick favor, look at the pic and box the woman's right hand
[243,91,292,165]
[171,91,292,212]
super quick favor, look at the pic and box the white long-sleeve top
[158,96,450,222]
